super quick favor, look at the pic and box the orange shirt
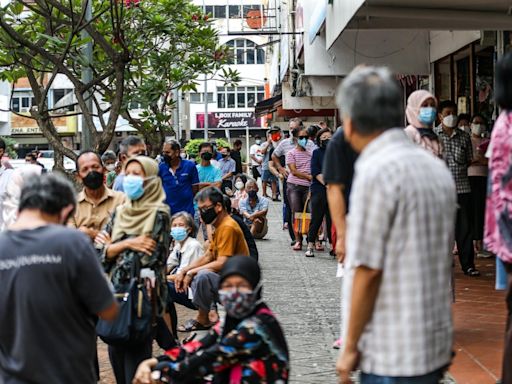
[210,215,249,259]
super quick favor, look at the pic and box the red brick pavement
[450,256,507,384]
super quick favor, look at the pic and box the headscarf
[405,90,437,129]
[219,256,289,362]
[111,156,169,242]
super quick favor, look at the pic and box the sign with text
[196,112,262,129]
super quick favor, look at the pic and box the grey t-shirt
[0,225,114,384]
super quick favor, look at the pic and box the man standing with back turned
[336,67,456,384]
[0,174,117,384]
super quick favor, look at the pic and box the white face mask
[235,181,244,190]
[442,115,457,128]
[459,125,471,134]
[471,123,484,136]
[106,164,115,172]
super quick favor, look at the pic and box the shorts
[262,170,276,183]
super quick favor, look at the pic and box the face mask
[459,125,471,134]
[442,115,457,128]
[235,181,244,190]
[106,164,115,172]
[218,286,261,319]
[298,138,307,148]
[162,154,173,164]
[200,205,217,225]
[180,153,187,160]
[248,190,258,200]
[171,227,188,242]
[320,139,330,148]
[418,107,437,125]
[123,175,145,200]
[221,153,229,158]
[82,171,103,190]
[201,152,213,161]
[271,133,281,142]
[471,124,484,136]
[255,140,262,145]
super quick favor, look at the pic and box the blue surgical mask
[298,138,308,148]
[418,107,437,125]
[171,227,188,242]
[123,175,144,200]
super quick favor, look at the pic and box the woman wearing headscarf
[133,256,289,384]
[95,156,171,384]
[404,90,443,158]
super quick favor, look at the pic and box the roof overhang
[326,0,512,48]
[254,94,282,116]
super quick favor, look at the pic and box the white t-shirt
[249,143,264,166]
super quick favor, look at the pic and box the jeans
[361,368,444,384]
[282,179,296,241]
[469,176,487,241]
[307,190,331,244]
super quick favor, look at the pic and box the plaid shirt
[344,129,456,376]
[434,126,472,194]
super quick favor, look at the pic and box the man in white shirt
[249,135,264,180]
[336,67,456,384]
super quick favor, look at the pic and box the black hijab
[219,256,289,360]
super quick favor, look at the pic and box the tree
[0,0,238,166]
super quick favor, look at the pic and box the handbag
[293,194,311,235]
[96,259,153,346]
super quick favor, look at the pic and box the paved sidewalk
[98,200,508,383]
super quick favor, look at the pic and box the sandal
[315,242,325,251]
[177,319,213,332]
[292,242,302,251]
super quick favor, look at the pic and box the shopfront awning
[326,0,512,48]
[254,94,282,116]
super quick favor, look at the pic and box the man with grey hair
[240,179,269,239]
[113,136,146,192]
[336,67,456,384]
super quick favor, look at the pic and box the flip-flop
[177,319,213,332]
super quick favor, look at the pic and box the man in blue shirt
[239,179,269,239]
[159,140,199,216]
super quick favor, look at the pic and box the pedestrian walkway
[98,200,507,383]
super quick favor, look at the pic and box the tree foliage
[0,0,239,165]
[184,137,230,158]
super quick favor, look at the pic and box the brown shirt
[71,187,125,231]
[210,215,249,259]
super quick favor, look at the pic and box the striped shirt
[344,129,456,377]
[286,148,312,187]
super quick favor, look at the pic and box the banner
[196,112,262,129]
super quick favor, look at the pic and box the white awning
[326,0,512,48]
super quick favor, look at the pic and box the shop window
[11,91,35,113]
[189,92,214,103]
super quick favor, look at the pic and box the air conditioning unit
[480,31,496,47]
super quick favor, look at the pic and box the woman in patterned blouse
[133,256,289,384]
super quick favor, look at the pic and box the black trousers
[108,340,152,384]
[456,193,475,272]
[282,179,296,241]
[307,190,332,244]
[469,176,487,241]
[503,262,512,384]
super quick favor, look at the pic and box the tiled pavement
[98,200,507,383]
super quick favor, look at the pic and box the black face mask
[201,152,213,161]
[162,154,173,164]
[221,153,229,158]
[83,171,103,190]
[320,139,330,148]
[200,206,217,225]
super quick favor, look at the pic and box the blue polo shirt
[159,159,199,216]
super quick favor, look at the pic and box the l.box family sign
[196,112,263,129]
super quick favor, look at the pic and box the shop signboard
[196,112,262,129]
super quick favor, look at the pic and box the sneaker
[464,267,480,277]
[332,337,342,349]
[305,246,314,257]
[477,250,493,258]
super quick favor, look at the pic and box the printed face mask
[218,285,261,319]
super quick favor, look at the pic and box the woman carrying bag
[95,156,171,384]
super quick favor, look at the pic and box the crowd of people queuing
[0,51,511,384]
